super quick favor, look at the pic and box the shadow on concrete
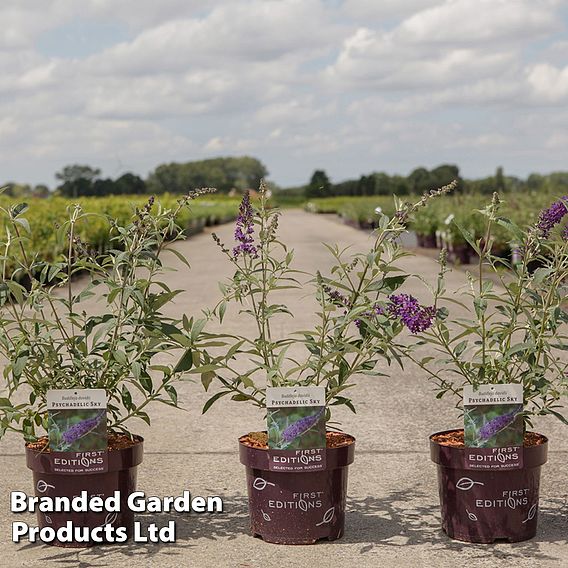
[14,492,567,566]
[339,490,568,562]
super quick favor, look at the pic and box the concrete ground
[1,210,567,567]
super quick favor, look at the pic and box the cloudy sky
[1,0,568,188]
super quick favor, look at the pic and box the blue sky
[1,0,567,188]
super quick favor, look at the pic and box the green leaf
[544,408,568,426]
[191,319,207,342]
[174,349,193,373]
[164,385,178,405]
[201,371,215,391]
[14,217,30,233]
[11,203,28,218]
[167,247,191,268]
[202,391,229,413]
[219,301,227,323]
[368,275,408,293]
[452,220,478,253]
[140,376,154,393]
[121,387,133,410]
[231,394,251,401]
[113,350,128,365]
[505,342,534,357]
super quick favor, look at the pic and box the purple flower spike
[233,191,258,258]
[478,406,522,441]
[61,410,105,445]
[562,224,568,241]
[388,294,435,333]
[281,408,324,444]
[536,197,568,238]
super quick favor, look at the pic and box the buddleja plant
[0,189,214,441]
[407,193,568,426]
[196,180,456,417]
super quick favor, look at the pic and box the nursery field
[0,193,240,279]
[1,210,566,568]
[305,191,559,262]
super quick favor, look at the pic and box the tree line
[2,156,268,198]
[303,165,568,198]
[4,157,568,199]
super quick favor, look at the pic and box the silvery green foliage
[407,193,568,425]
[196,180,455,414]
[0,191,214,441]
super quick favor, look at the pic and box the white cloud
[0,0,566,186]
[398,0,559,44]
[341,0,440,21]
[527,63,568,103]
[327,26,518,89]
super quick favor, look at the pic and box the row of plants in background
[0,192,240,280]
[305,191,564,262]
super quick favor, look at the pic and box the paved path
[1,210,567,567]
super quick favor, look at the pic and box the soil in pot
[25,433,144,548]
[430,429,548,544]
[239,431,355,545]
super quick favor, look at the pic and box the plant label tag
[266,386,326,472]
[46,389,108,474]
[463,384,524,470]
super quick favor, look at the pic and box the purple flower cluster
[233,192,258,258]
[387,294,436,334]
[536,197,568,237]
[323,285,350,308]
[281,408,324,444]
[478,406,522,441]
[61,410,105,445]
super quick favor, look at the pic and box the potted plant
[412,206,439,248]
[192,181,455,544]
[407,193,568,543]
[0,189,213,547]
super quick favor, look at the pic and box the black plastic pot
[25,436,144,548]
[417,234,437,248]
[239,435,355,544]
[449,244,472,265]
[430,429,548,543]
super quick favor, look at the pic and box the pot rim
[25,434,144,474]
[238,432,355,471]
[429,428,548,469]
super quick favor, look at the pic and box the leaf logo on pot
[45,515,52,524]
[466,509,478,522]
[99,512,118,527]
[253,477,275,491]
[36,480,55,493]
[261,510,271,522]
[316,507,335,526]
[522,504,537,524]
[456,477,484,491]
[298,499,308,512]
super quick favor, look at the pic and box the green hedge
[306,192,558,252]
[0,194,240,279]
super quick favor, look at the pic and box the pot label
[465,445,523,470]
[46,389,108,474]
[267,448,326,472]
[266,387,326,472]
[463,384,524,470]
